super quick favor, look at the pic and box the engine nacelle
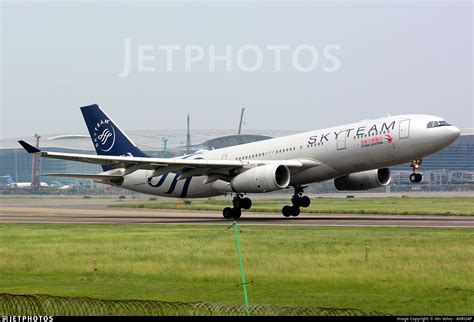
[231,164,291,193]
[334,168,391,191]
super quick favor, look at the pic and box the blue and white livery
[19,104,461,219]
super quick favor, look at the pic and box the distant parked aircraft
[49,181,76,190]
[1,175,49,189]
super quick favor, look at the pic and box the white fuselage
[119,114,460,198]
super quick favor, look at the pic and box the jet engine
[334,168,391,191]
[231,164,291,193]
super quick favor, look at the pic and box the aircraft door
[399,119,410,139]
[337,130,346,150]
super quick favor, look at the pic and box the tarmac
[0,197,473,228]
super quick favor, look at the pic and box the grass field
[0,224,473,315]
[110,196,474,216]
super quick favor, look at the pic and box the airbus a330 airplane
[19,104,460,219]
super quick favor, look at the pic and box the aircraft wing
[19,140,319,179]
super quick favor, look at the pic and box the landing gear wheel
[282,205,292,217]
[409,159,423,183]
[291,196,301,207]
[290,206,300,217]
[223,207,233,219]
[410,173,423,183]
[231,208,242,219]
[232,195,252,210]
[300,196,311,208]
[285,186,309,217]
[241,197,252,210]
[232,198,242,209]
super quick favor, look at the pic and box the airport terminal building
[0,129,472,192]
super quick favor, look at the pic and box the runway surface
[1,198,473,228]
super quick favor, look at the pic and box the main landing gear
[282,186,311,217]
[409,159,423,183]
[222,194,252,220]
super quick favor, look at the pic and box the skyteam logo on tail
[93,119,116,152]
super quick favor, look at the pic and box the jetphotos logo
[361,134,393,148]
[118,38,342,77]
[93,119,116,152]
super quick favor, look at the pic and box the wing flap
[39,173,123,180]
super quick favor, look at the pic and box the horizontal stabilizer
[18,141,41,153]
[39,173,123,180]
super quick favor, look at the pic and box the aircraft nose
[446,126,461,142]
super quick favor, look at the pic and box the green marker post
[233,221,250,316]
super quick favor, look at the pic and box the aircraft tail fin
[80,104,148,170]
[0,175,16,185]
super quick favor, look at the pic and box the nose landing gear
[282,186,311,217]
[409,159,423,183]
[222,194,252,220]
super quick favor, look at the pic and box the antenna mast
[238,107,246,135]
[186,114,191,154]
[31,133,41,189]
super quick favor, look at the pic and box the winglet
[18,140,41,153]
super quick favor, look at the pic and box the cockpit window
[427,120,451,128]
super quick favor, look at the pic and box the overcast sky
[1,0,472,140]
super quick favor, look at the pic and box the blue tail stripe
[179,177,193,198]
[165,172,181,194]
[147,173,169,188]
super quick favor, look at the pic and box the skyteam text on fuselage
[18,104,461,219]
